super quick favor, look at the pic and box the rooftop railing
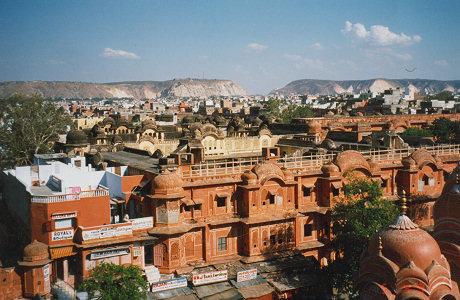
[182,144,460,178]
[31,186,109,203]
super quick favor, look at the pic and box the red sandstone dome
[334,150,370,174]
[18,240,51,267]
[241,170,257,185]
[151,170,184,198]
[358,194,460,299]
[251,162,286,184]
[321,162,340,175]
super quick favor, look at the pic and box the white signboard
[131,217,153,230]
[151,277,188,292]
[192,270,228,286]
[43,264,50,282]
[82,225,132,241]
[90,247,130,260]
[237,268,257,282]
[52,229,74,241]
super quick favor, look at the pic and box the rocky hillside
[271,79,460,96]
[0,78,248,100]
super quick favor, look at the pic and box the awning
[331,181,343,189]
[193,198,205,205]
[216,192,230,199]
[381,174,391,180]
[302,182,315,188]
[181,199,195,206]
[50,246,77,259]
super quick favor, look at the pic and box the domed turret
[357,191,460,299]
[151,170,184,199]
[66,130,88,145]
[18,240,51,267]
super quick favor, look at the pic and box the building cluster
[1,112,460,299]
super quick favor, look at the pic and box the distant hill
[0,78,248,100]
[270,79,460,96]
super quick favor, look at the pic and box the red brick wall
[0,267,22,300]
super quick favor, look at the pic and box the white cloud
[342,21,421,47]
[101,48,140,59]
[283,53,323,69]
[434,59,448,67]
[247,43,268,52]
[311,42,324,50]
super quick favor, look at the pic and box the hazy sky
[1,0,459,94]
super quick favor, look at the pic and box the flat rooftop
[101,151,160,172]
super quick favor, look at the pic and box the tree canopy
[0,95,72,169]
[78,263,148,300]
[326,174,399,296]
[425,91,454,101]
[264,98,314,123]
[401,127,433,137]
[429,117,460,144]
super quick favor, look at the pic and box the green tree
[425,91,454,101]
[0,95,73,169]
[281,104,314,123]
[326,174,398,296]
[264,98,285,118]
[429,117,455,144]
[401,127,433,137]
[78,263,148,300]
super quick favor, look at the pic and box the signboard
[43,264,50,282]
[132,217,153,230]
[82,225,132,241]
[151,277,188,292]
[133,247,142,257]
[237,268,257,282]
[192,270,228,286]
[52,212,77,220]
[90,247,130,260]
[52,229,74,241]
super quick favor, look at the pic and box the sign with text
[131,217,153,230]
[192,270,228,286]
[151,277,188,292]
[51,212,77,220]
[82,225,132,241]
[237,268,257,282]
[52,229,74,241]
[90,247,130,260]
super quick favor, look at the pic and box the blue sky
[1,0,459,94]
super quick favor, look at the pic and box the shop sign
[237,268,257,282]
[192,270,227,286]
[90,247,130,260]
[151,277,187,292]
[52,212,77,220]
[43,264,50,282]
[82,225,132,241]
[52,229,74,241]
[132,217,153,230]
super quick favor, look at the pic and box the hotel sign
[192,270,228,286]
[82,225,132,241]
[90,247,130,260]
[151,277,188,292]
[131,217,153,230]
[52,229,74,241]
[237,268,257,282]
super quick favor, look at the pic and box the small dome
[334,150,370,174]
[241,170,257,185]
[369,216,443,271]
[307,120,321,134]
[66,130,88,145]
[151,170,184,198]
[251,162,285,184]
[112,135,123,144]
[142,119,157,129]
[23,240,49,263]
[321,162,340,175]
